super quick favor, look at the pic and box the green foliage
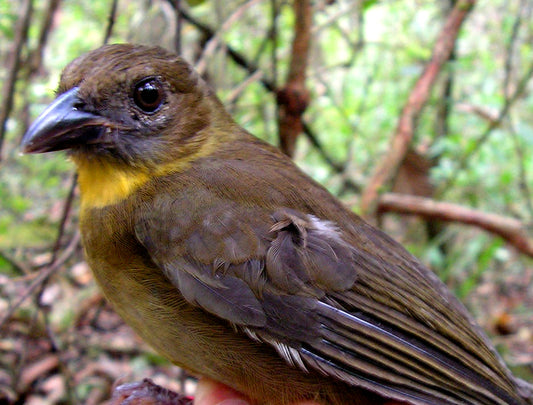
[0,1,17,40]
[0,151,72,251]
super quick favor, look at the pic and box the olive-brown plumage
[21,44,532,405]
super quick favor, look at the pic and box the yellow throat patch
[71,129,221,210]
[74,157,151,210]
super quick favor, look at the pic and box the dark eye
[133,78,164,113]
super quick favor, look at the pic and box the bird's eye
[133,78,164,113]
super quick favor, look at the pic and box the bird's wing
[134,193,521,405]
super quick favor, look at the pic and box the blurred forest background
[0,0,532,403]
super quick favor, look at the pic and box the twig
[277,0,312,157]
[173,4,277,88]
[269,0,280,90]
[455,104,533,221]
[28,0,61,75]
[13,0,61,139]
[360,0,476,217]
[508,117,533,220]
[0,249,32,276]
[437,59,533,195]
[103,0,118,45]
[174,0,182,54]
[49,173,78,265]
[195,0,264,76]
[34,172,79,402]
[173,2,344,172]
[0,0,33,161]
[377,193,533,258]
[454,103,498,124]
[502,0,530,99]
[0,230,81,332]
[301,122,345,173]
[225,70,264,105]
[312,1,362,36]
[433,0,457,145]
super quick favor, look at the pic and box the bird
[21,43,532,405]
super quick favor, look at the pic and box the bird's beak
[21,87,107,154]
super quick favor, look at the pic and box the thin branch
[0,231,81,332]
[437,59,533,195]
[277,0,313,157]
[103,0,118,45]
[433,0,457,147]
[225,70,264,105]
[0,249,32,276]
[173,4,276,87]
[302,122,346,173]
[508,116,533,220]
[173,1,344,172]
[49,173,78,265]
[14,0,61,139]
[269,0,280,90]
[312,1,362,36]
[502,0,530,99]
[174,0,182,54]
[455,102,533,220]
[454,103,499,124]
[0,0,33,161]
[377,193,533,258]
[360,0,476,217]
[28,0,61,75]
[195,0,264,76]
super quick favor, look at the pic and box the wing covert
[134,192,524,405]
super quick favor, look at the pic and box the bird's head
[21,43,233,169]
[21,44,238,208]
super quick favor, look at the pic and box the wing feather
[135,191,525,404]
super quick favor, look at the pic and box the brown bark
[277,0,312,157]
[360,0,476,217]
[378,193,533,258]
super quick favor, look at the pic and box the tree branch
[0,0,33,161]
[378,193,533,258]
[194,0,263,76]
[173,1,345,172]
[277,0,312,157]
[437,58,533,196]
[28,0,61,75]
[103,0,118,44]
[0,231,81,331]
[360,0,476,217]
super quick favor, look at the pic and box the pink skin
[194,378,407,405]
[194,378,320,405]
